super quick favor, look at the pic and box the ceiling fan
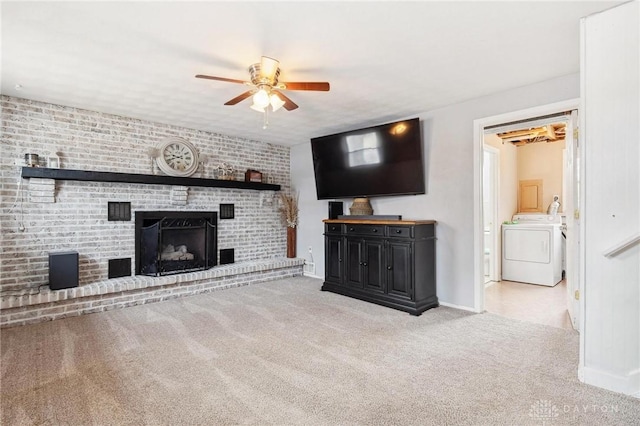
[195,56,330,113]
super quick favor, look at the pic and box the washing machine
[502,214,563,286]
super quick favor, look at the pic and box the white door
[564,110,580,331]
[580,0,639,396]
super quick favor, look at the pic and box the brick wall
[0,96,292,297]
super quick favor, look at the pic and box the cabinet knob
[339,258,342,262]
[363,262,368,267]
[396,229,402,234]
[373,229,378,233]
[387,266,393,270]
[349,227,355,231]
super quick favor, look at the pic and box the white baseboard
[582,366,640,397]
[438,301,480,313]
[302,272,323,280]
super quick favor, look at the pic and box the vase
[349,197,373,216]
[287,226,297,258]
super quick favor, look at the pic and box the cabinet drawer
[346,224,384,236]
[325,223,344,234]
[388,226,412,238]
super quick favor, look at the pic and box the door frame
[482,145,500,283]
[473,99,580,301]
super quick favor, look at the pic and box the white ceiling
[1,1,619,147]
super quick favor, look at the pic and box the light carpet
[1,276,639,425]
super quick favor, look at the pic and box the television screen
[311,118,425,199]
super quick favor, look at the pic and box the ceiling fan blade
[280,82,330,91]
[272,90,299,111]
[195,74,247,85]
[224,91,253,106]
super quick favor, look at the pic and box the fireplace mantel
[21,167,281,191]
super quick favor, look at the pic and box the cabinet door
[387,241,413,299]
[325,235,344,285]
[363,239,385,293]
[518,179,543,212]
[345,238,364,288]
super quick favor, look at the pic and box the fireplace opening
[135,211,217,276]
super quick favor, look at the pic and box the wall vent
[108,258,131,278]
[108,202,131,221]
[220,248,235,264]
[220,204,235,220]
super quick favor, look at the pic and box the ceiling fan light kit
[196,56,330,127]
[269,93,285,112]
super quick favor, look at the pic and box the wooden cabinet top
[323,219,436,225]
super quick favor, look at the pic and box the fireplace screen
[135,212,217,276]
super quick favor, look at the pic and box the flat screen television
[310,118,425,200]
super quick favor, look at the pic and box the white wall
[517,139,566,211]
[581,0,639,396]
[292,73,579,308]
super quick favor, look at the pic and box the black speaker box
[49,251,79,290]
[328,201,343,219]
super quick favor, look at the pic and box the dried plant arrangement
[279,192,299,228]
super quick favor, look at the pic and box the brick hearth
[1,258,304,328]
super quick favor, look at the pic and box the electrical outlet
[303,261,316,276]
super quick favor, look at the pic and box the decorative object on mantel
[198,153,209,178]
[279,192,299,258]
[24,153,40,167]
[152,137,200,177]
[147,147,159,174]
[46,152,60,168]
[349,197,374,216]
[217,162,236,180]
[245,169,262,183]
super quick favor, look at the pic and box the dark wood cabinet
[345,237,385,292]
[387,241,412,299]
[322,219,438,316]
[325,234,344,285]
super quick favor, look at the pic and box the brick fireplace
[0,96,305,328]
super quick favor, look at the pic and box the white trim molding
[581,367,640,398]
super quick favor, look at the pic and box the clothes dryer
[502,214,563,286]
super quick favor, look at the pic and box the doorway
[473,100,581,332]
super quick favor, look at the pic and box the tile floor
[484,279,574,330]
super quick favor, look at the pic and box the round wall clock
[155,137,199,177]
